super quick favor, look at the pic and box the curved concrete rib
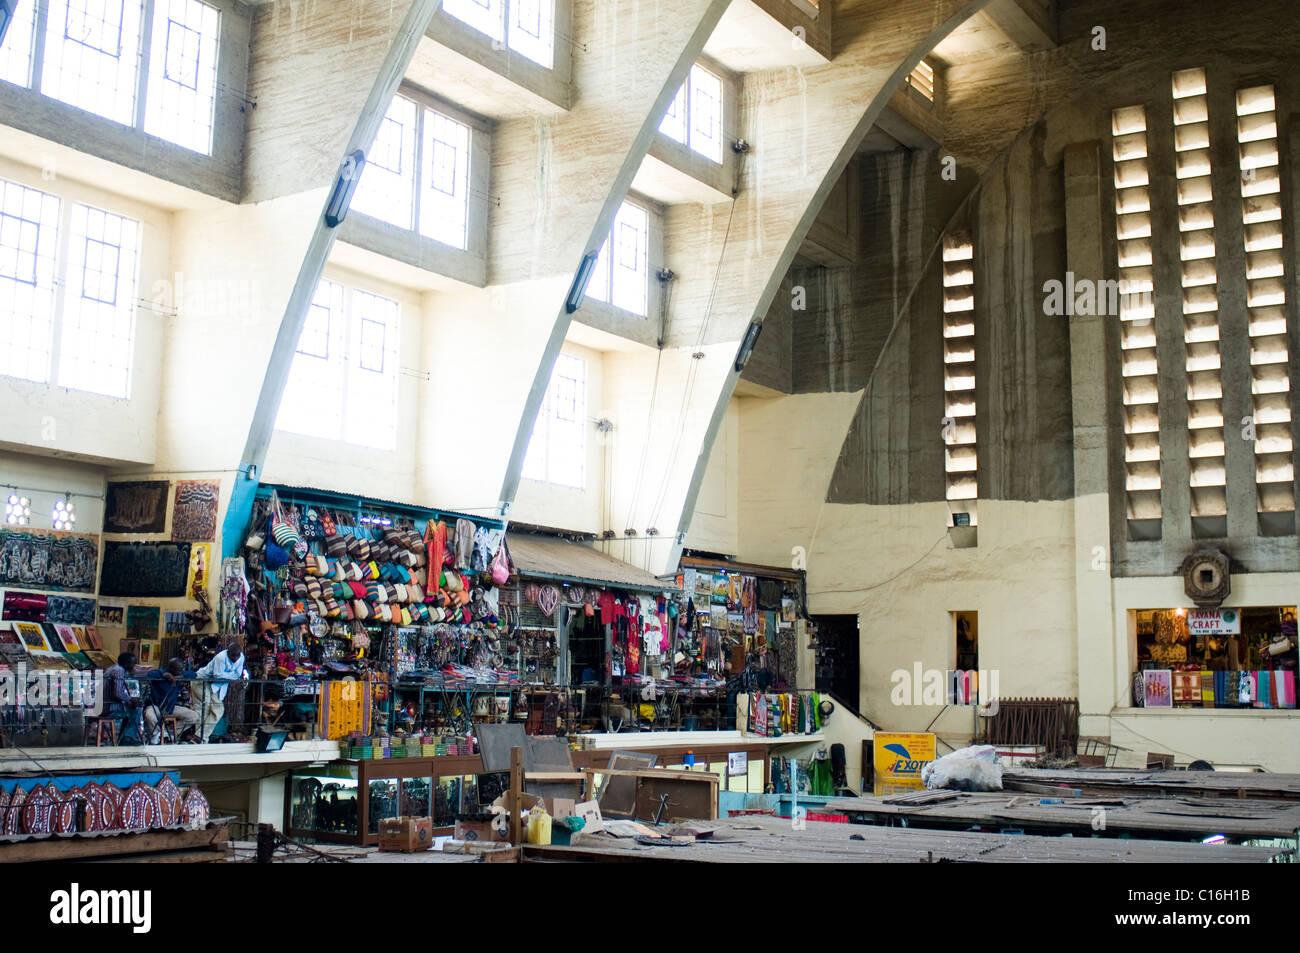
[592,0,997,574]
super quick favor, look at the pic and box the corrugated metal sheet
[506,534,678,594]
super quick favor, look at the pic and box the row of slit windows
[1112,70,1295,539]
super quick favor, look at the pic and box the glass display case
[285,754,485,846]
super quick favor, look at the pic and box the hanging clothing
[453,519,475,570]
[425,521,447,581]
[599,591,616,625]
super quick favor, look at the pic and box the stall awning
[506,534,677,594]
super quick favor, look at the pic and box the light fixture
[324,149,366,228]
[734,319,764,372]
[566,251,600,314]
[5,494,31,526]
[53,498,76,531]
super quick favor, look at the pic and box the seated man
[144,659,201,743]
[102,652,145,744]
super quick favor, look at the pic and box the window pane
[659,82,687,144]
[144,0,222,154]
[0,178,61,385]
[57,203,140,398]
[0,0,38,87]
[689,65,723,163]
[277,280,345,441]
[610,202,648,316]
[42,0,144,127]
[507,0,553,69]
[524,352,586,488]
[344,290,399,451]
[352,95,418,230]
[419,108,471,249]
[442,0,504,42]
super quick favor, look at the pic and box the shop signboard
[727,751,747,777]
[873,732,936,796]
[1187,608,1240,635]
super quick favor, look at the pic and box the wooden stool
[87,718,117,747]
[160,715,181,744]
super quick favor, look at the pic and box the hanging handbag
[490,539,511,586]
[269,491,303,553]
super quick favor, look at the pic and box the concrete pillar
[1064,142,1118,735]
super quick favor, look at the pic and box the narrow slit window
[1112,104,1163,531]
[1172,69,1226,525]
[1236,84,1294,515]
[943,233,977,508]
[908,58,935,103]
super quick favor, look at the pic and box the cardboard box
[454,815,508,843]
[379,817,432,853]
[544,797,576,820]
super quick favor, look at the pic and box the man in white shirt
[194,641,247,742]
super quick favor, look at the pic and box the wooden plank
[508,746,523,846]
[0,825,229,863]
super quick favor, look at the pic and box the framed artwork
[1143,670,1173,708]
[126,606,160,643]
[104,481,170,534]
[100,542,192,597]
[119,638,141,661]
[53,624,81,653]
[14,621,52,653]
[83,625,103,651]
[171,481,220,542]
[97,602,125,626]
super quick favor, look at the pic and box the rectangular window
[419,108,471,250]
[0,0,39,87]
[523,352,586,488]
[508,0,553,69]
[42,0,145,127]
[277,281,400,452]
[942,234,977,506]
[352,95,419,231]
[1235,84,1294,519]
[660,64,725,164]
[278,280,346,442]
[442,0,505,43]
[345,290,399,450]
[144,0,222,155]
[586,201,648,317]
[0,179,61,385]
[1112,104,1162,535]
[57,203,141,399]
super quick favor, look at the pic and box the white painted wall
[685,397,739,555]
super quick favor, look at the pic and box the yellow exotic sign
[873,732,936,796]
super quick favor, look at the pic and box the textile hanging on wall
[46,595,96,625]
[320,680,372,739]
[104,481,170,534]
[2,590,48,621]
[100,541,192,597]
[171,481,220,542]
[0,529,99,592]
[126,605,160,643]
